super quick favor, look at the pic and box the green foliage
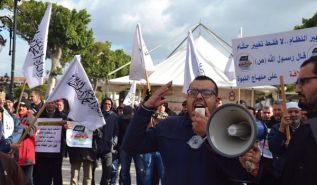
[0,0,11,9]
[3,0,131,84]
[14,84,47,99]
[295,12,317,29]
[95,91,103,103]
[4,0,94,63]
[81,42,131,81]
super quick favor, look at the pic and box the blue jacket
[0,112,23,153]
[122,105,255,185]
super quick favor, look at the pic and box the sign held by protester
[232,27,317,87]
[35,118,64,153]
[66,122,93,148]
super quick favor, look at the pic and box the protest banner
[35,118,64,153]
[66,122,93,148]
[232,27,317,87]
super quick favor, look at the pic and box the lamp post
[0,0,19,96]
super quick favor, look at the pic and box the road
[62,157,137,185]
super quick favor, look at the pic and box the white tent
[109,35,236,87]
[107,23,277,108]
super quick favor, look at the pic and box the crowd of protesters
[0,57,317,185]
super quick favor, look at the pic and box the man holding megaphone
[122,75,261,185]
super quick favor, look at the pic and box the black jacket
[96,110,118,156]
[280,122,317,185]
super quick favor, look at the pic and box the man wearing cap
[268,101,303,184]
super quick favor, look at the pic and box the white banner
[47,55,105,131]
[23,3,52,88]
[232,27,317,87]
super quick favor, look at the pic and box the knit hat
[5,94,14,103]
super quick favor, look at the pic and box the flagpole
[251,88,255,107]
[17,102,47,144]
[279,76,291,145]
[15,80,26,115]
[144,69,151,92]
[9,102,47,156]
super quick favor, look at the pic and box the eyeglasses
[187,89,216,98]
[295,76,317,86]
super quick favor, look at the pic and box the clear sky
[1,0,317,77]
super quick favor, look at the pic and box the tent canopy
[109,23,276,91]
[109,35,236,87]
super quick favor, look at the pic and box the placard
[232,27,317,87]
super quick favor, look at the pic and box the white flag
[182,31,205,94]
[47,55,105,131]
[23,3,52,88]
[123,81,137,106]
[224,54,236,81]
[129,24,155,80]
[224,27,242,81]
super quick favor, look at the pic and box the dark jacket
[280,121,317,185]
[67,129,99,163]
[96,110,118,156]
[268,122,303,178]
[118,117,131,148]
[0,151,27,185]
[30,100,44,115]
[122,105,256,185]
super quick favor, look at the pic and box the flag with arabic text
[23,3,52,88]
[47,55,105,131]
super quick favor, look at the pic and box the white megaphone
[206,103,267,158]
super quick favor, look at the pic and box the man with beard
[253,56,317,185]
[122,75,260,185]
[268,101,303,184]
[279,56,317,184]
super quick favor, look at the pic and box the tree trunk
[45,47,62,99]
[93,78,98,92]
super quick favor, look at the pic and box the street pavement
[62,157,137,185]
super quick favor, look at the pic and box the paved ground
[62,157,136,185]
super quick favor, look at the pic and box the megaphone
[206,103,267,158]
